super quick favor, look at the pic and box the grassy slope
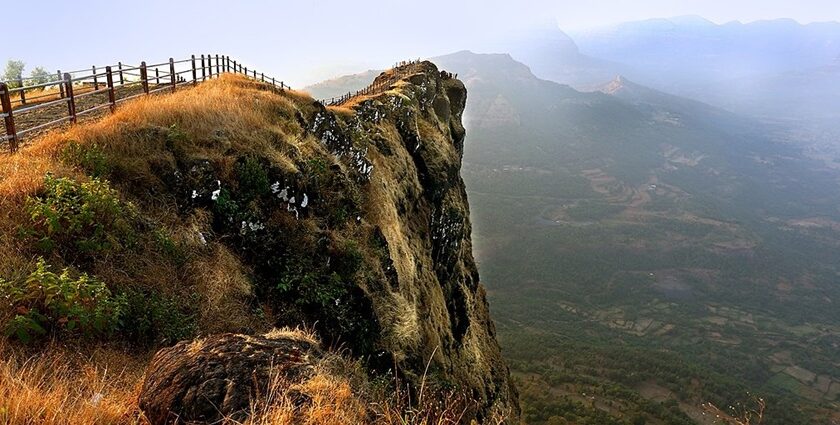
[0,74,490,424]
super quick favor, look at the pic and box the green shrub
[0,259,126,342]
[235,156,270,202]
[60,142,111,178]
[25,175,137,257]
[120,289,196,345]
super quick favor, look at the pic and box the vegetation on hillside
[0,72,510,424]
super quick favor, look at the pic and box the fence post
[169,58,176,93]
[19,84,26,105]
[200,55,206,81]
[155,68,160,85]
[206,54,212,78]
[191,55,197,85]
[0,83,17,153]
[216,54,221,74]
[105,66,116,113]
[64,73,76,124]
[261,72,264,82]
[57,70,65,98]
[92,66,99,90]
[233,60,237,73]
[140,61,149,94]
[253,70,257,79]
[118,62,124,85]
[244,66,248,77]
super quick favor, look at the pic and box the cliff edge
[0,61,517,422]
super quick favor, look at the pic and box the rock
[138,331,321,424]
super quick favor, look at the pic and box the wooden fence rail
[0,54,291,153]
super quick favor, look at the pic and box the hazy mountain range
[307,17,840,127]
[571,16,840,123]
[305,18,840,423]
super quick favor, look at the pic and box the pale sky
[4,0,840,86]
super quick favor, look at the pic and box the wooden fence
[0,54,290,153]
[321,59,423,107]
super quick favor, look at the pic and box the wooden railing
[321,59,423,107]
[0,54,290,153]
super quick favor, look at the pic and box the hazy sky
[4,0,840,86]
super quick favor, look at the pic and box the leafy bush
[25,175,137,257]
[60,142,111,178]
[120,289,196,345]
[0,259,126,342]
[235,156,270,202]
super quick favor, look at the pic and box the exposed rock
[125,61,517,422]
[139,331,321,424]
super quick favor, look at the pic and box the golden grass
[237,372,368,425]
[0,333,479,425]
[0,340,145,424]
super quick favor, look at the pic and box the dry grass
[0,340,145,424]
[0,335,476,425]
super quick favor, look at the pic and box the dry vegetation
[0,74,488,424]
[0,336,480,425]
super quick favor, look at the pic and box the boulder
[138,331,321,424]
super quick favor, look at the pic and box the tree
[29,67,52,86]
[3,60,25,88]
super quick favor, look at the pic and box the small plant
[120,289,196,345]
[60,142,111,178]
[0,258,126,342]
[235,156,270,202]
[25,175,137,258]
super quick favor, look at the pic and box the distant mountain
[572,16,840,89]
[567,16,840,126]
[430,50,840,424]
[302,69,381,100]
[484,25,623,89]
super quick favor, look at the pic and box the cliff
[0,61,517,422]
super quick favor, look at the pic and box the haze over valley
[308,16,840,424]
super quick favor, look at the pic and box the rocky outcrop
[133,61,517,422]
[329,62,519,420]
[139,331,321,424]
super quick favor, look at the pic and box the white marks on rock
[240,220,265,235]
[270,181,310,219]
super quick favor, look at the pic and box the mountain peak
[600,75,637,94]
[668,15,716,26]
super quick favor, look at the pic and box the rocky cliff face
[299,62,519,420]
[114,63,518,420]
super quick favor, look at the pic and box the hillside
[0,64,518,423]
[428,50,840,424]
